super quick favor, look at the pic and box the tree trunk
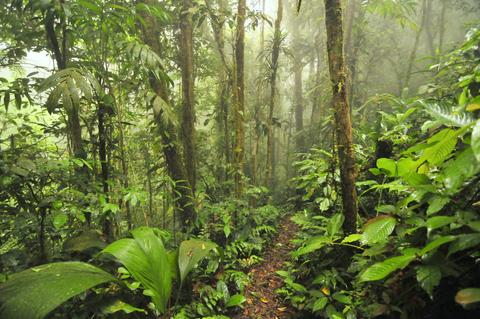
[206,0,231,184]
[324,0,358,234]
[98,103,112,240]
[179,0,197,193]
[294,60,305,152]
[265,0,283,188]
[139,0,196,231]
[404,0,428,92]
[233,0,246,196]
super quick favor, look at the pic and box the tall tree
[233,0,246,196]
[404,0,428,92]
[265,0,283,188]
[291,14,305,152]
[323,0,358,233]
[179,0,197,193]
[206,0,231,184]
[139,0,196,231]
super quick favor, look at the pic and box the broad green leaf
[361,216,396,245]
[293,236,332,257]
[427,196,450,215]
[426,216,455,231]
[0,262,114,319]
[341,234,362,243]
[332,292,352,304]
[421,128,459,166]
[360,255,415,282]
[442,147,480,191]
[472,120,480,161]
[312,297,328,312]
[225,294,246,307]
[327,213,344,237]
[455,288,480,306]
[420,235,456,255]
[448,233,480,256]
[178,239,218,283]
[416,265,441,298]
[101,227,172,313]
[376,158,396,176]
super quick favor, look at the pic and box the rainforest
[1,0,480,318]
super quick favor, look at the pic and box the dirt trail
[234,215,298,319]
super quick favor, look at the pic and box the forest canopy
[1,0,480,318]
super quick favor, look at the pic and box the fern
[40,68,100,113]
[119,40,172,85]
[422,102,474,127]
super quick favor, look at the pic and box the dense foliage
[1,0,479,318]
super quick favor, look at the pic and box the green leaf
[426,216,455,231]
[293,236,332,257]
[332,292,352,304]
[455,288,480,306]
[448,233,480,256]
[416,265,441,298]
[420,235,456,255]
[52,213,67,229]
[421,128,459,166]
[101,227,172,313]
[472,120,480,161]
[102,300,146,314]
[360,255,415,282]
[178,239,218,283]
[327,213,344,237]
[312,297,328,312]
[361,216,396,245]
[225,294,246,307]
[341,234,362,243]
[376,158,396,176]
[423,102,474,127]
[0,262,114,319]
[427,196,450,215]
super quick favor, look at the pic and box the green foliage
[101,227,173,313]
[0,262,115,319]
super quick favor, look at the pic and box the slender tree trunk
[179,0,197,193]
[206,0,230,184]
[117,104,132,230]
[139,0,196,231]
[292,12,305,153]
[404,0,428,92]
[324,0,358,234]
[294,60,305,152]
[311,32,322,125]
[265,0,283,188]
[233,0,246,196]
[98,103,112,240]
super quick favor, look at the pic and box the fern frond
[40,68,100,113]
[422,102,474,127]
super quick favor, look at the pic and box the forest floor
[234,215,298,319]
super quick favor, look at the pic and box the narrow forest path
[234,215,298,319]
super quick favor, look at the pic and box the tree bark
[233,0,246,196]
[324,0,358,234]
[179,0,197,193]
[139,0,196,231]
[265,0,283,188]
